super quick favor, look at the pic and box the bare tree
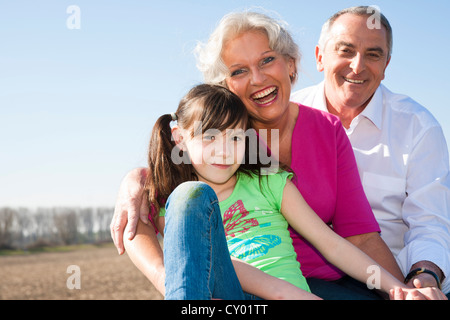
[0,207,16,249]
[53,207,78,245]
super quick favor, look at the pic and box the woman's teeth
[251,87,278,104]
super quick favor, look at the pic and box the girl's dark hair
[145,83,287,216]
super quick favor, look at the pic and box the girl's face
[222,30,296,126]
[175,123,247,187]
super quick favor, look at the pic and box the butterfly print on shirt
[223,200,259,238]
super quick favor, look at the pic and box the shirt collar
[316,81,383,130]
[359,85,383,130]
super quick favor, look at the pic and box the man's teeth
[252,87,277,99]
[344,77,365,84]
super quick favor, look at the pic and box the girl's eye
[232,133,245,142]
[203,135,215,141]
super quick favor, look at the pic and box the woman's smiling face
[222,30,295,125]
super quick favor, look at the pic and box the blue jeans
[164,181,256,300]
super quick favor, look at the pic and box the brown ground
[0,244,163,300]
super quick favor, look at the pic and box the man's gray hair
[318,6,393,59]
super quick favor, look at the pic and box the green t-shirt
[220,171,310,292]
[159,171,310,292]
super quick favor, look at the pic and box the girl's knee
[170,181,216,202]
[166,181,218,217]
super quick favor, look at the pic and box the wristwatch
[404,267,442,290]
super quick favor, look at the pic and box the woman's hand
[110,167,149,254]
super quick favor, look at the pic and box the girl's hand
[390,287,448,300]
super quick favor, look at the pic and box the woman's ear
[171,126,186,151]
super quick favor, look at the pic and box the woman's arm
[230,257,321,300]
[280,180,447,300]
[111,167,149,255]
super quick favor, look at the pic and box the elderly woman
[111,11,404,299]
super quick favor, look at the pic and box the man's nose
[350,53,366,74]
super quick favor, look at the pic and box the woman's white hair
[194,10,301,86]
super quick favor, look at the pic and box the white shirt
[292,82,450,293]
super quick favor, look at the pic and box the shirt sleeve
[397,125,450,293]
[260,171,293,211]
[331,121,381,236]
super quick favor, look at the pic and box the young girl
[139,83,445,300]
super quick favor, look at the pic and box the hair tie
[170,112,178,121]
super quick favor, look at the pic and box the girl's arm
[230,257,321,300]
[123,219,165,296]
[281,180,447,300]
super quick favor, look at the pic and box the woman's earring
[290,72,298,82]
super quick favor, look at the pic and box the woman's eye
[230,69,246,77]
[262,56,275,65]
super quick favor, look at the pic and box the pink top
[289,104,380,280]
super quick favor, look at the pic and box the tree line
[0,207,113,251]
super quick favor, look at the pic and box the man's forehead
[328,15,387,48]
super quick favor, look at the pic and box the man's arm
[405,261,445,289]
[401,125,450,292]
[346,232,404,282]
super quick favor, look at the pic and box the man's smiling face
[316,13,391,114]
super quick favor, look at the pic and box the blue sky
[1,0,449,208]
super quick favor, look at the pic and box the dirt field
[0,244,163,300]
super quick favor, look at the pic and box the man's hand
[110,168,149,255]
[406,261,444,289]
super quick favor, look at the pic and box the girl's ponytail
[145,113,193,217]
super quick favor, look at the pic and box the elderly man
[291,6,450,298]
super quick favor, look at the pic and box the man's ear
[315,45,325,72]
[171,126,186,151]
[381,56,391,81]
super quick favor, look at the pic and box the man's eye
[367,53,382,60]
[338,48,354,57]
